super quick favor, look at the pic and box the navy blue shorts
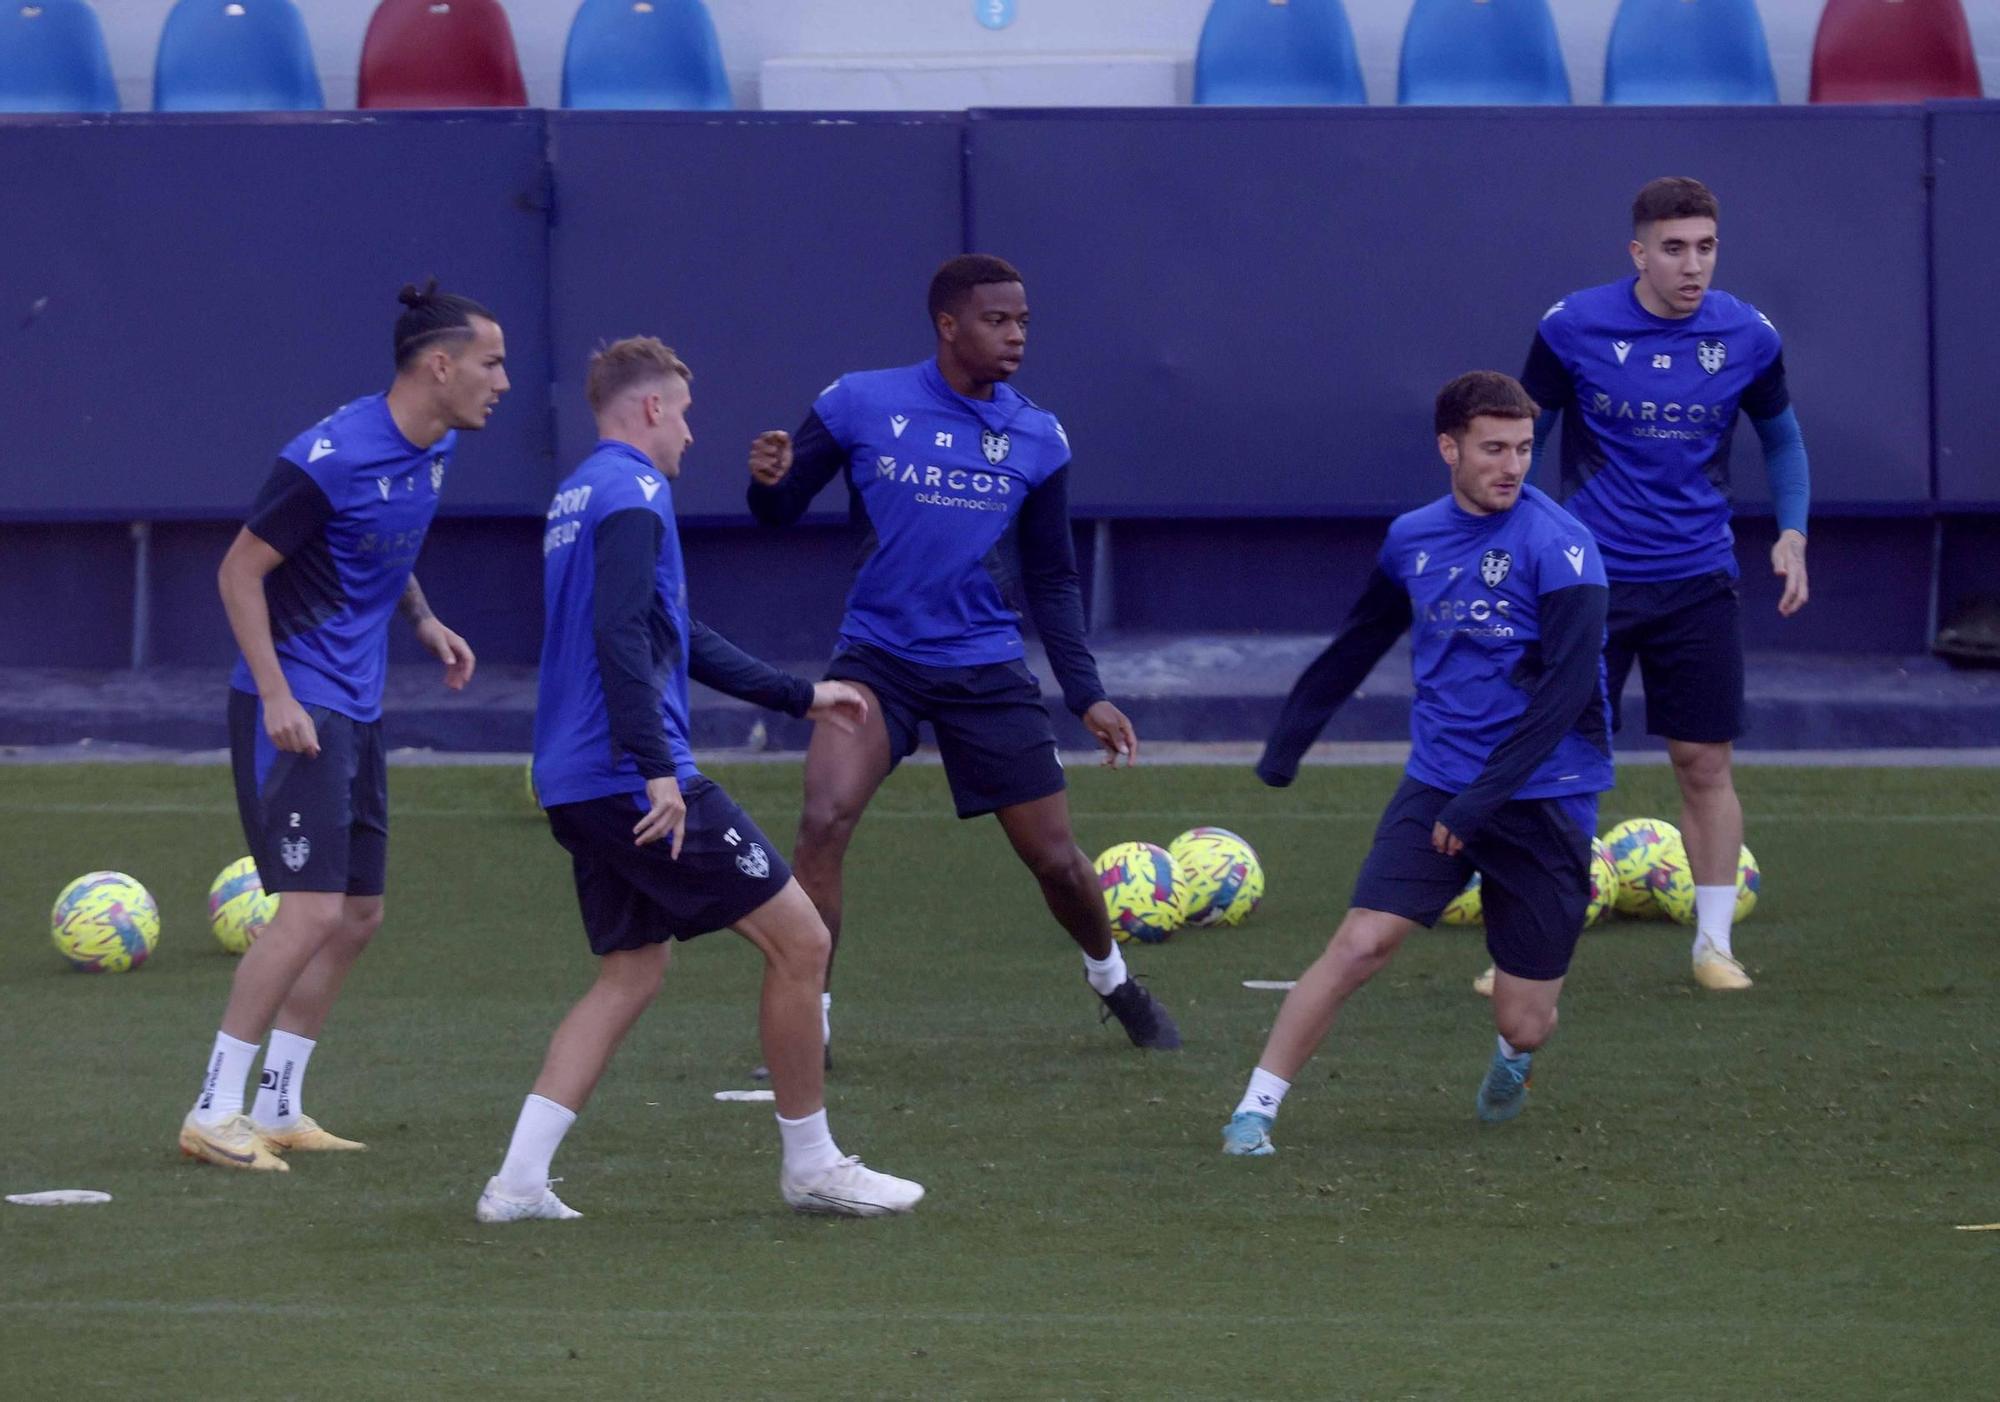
[229,689,387,896]
[1352,777,1597,982]
[1605,571,1745,743]
[826,641,1066,820]
[545,777,793,955]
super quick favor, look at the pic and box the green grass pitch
[2,761,1996,1399]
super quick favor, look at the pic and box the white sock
[821,991,832,1046]
[776,1108,843,1178]
[193,1032,261,1123]
[1497,1034,1530,1062]
[250,1029,315,1129]
[1082,943,1129,996]
[496,1093,577,1198]
[1234,1067,1291,1121]
[1693,885,1736,958]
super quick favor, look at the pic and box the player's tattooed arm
[400,574,475,691]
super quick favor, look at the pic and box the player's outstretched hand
[807,680,870,735]
[263,694,320,758]
[634,775,687,858]
[749,430,793,486]
[416,617,477,690]
[1771,529,1809,617]
[1084,700,1139,768]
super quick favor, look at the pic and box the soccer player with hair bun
[179,281,504,1172]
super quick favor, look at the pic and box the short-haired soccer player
[475,338,922,1221]
[744,254,1178,1058]
[1221,373,1613,1155]
[1502,175,1811,995]
[179,282,503,1171]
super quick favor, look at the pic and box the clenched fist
[749,430,793,487]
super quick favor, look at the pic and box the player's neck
[385,381,452,449]
[935,353,996,401]
[1632,279,1700,321]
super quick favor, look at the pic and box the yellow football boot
[255,1115,367,1153]
[1693,945,1753,991]
[179,1112,288,1172]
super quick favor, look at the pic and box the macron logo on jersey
[308,438,335,463]
[1414,551,1430,575]
[890,414,909,438]
[1564,545,1587,576]
[636,475,662,502]
[1612,340,1632,365]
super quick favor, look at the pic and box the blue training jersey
[1523,278,1788,583]
[798,359,1072,667]
[1384,485,1614,801]
[229,393,456,722]
[533,440,699,806]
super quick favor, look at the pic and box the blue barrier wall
[547,113,964,520]
[0,106,1992,673]
[965,107,1932,515]
[0,113,556,520]
[1932,105,2000,510]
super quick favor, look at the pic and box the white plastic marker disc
[7,1190,111,1206]
[1954,1223,2000,1232]
[1241,980,1298,992]
[713,1090,776,1103]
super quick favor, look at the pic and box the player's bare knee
[796,799,861,860]
[1496,1003,1556,1050]
[337,904,384,953]
[768,915,832,983]
[1671,743,1733,797]
[1022,841,1087,891]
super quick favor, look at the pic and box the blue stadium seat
[153,0,324,112]
[1604,0,1778,105]
[1193,0,1365,106]
[0,0,119,112]
[562,0,732,111]
[1397,0,1571,106]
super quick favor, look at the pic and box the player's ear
[1628,238,1646,270]
[1437,432,1459,466]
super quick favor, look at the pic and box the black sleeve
[243,460,335,559]
[688,618,814,717]
[591,509,679,781]
[1739,349,1792,421]
[1518,331,1576,415]
[1434,582,1610,842]
[1015,465,1107,716]
[746,410,847,526]
[1256,568,1412,787]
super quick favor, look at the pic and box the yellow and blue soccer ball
[1735,845,1760,921]
[51,871,160,973]
[208,857,278,956]
[1586,836,1618,927]
[1439,871,1482,926]
[1649,832,1697,923]
[1604,817,1681,917]
[1094,841,1187,943]
[1167,826,1264,927]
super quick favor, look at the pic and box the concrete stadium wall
[83,1,2000,113]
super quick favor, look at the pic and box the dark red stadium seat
[357,0,527,109]
[1810,0,1982,103]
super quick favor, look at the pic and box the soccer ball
[1094,841,1186,943]
[1650,832,1697,924]
[1736,845,1760,921]
[51,871,160,973]
[1603,817,1681,917]
[208,856,279,956]
[1586,837,1618,927]
[1439,871,1482,926]
[1167,826,1264,927]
